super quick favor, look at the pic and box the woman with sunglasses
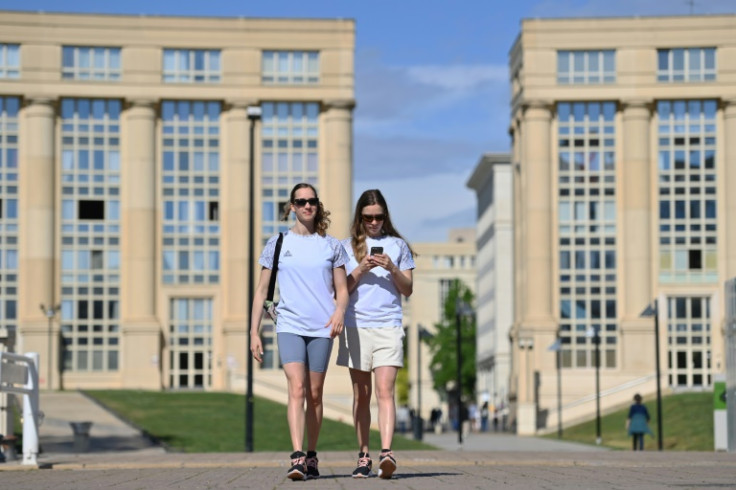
[337,189,415,479]
[250,182,348,481]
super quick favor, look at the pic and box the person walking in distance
[626,393,653,451]
[250,183,349,481]
[337,189,415,479]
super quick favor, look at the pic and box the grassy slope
[85,390,435,453]
[544,392,714,451]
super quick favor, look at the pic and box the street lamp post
[415,324,423,441]
[547,333,563,438]
[455,300,463,446]
[653,299,663,451]
[594,326,601,445]
[642,299,664,451]
[40,303,61,390]
[454,287,473,446]
[245,105,262,453]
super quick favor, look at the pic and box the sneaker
[378,450,396,479]
[305,451,320,480]
[287,451,307,481]
[351,452,372,478]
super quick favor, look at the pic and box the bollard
[70,421,93,453]
[413,416,424,441]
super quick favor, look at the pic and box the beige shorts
[336,326,404,372]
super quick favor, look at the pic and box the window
[78,200,105,220]
[667,296,712,387]
[0,44,20,79]
[62,46,121,81]
[163,49,221,83]
[260,102,319,243]
[0,96,20,339]
[59,98,121,373]
[657,100,717,282]
[557,101,618,369]
[262,51,319,84]
[168,298,213,389]
[161,101,221,284]
[657,48,716,82]
[557,50,615,84]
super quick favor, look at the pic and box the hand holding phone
[370,246,383,256]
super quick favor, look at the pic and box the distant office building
[0,11,355,397]
[467,154,513,412]
[509,15,735,434]
[405,228,476,423]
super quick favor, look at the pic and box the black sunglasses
[361,214,385,223]
[293,198,319,207]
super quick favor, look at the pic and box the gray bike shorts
[277,332,334,373]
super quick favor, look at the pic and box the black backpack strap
[266,232,284,301]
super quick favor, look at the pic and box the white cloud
[406,64,507,91]
[354,171,477,243]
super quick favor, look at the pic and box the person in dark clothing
[626,393,652,450]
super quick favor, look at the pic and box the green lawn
[543,392,714,451]
[85,390,435,453]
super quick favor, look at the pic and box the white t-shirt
[259,231,348,338]
[341,235,415,328]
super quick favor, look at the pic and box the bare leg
[374,366,399,450]
[283,362,307,451]
[305,369,328,452]
[350,368,372,453]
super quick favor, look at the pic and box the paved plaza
[0,392,733,488]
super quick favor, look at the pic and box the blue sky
[2,0,735,241]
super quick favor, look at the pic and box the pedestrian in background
[626,393,653,451]
[250,182,348,481]
[337,189,415,479]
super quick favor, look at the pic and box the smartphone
[370,246,383,256]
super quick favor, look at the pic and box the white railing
[550,374,657,414]
[0,352,40,465]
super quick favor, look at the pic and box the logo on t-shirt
[283,250,293,257]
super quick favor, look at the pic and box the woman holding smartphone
[338,189,415,479]
[250,182,348,481]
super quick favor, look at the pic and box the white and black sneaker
[351,452,372,478]
[305,451,320,480]
[378,449,397,479]
[287,451,307,481]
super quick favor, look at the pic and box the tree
[424,279,476,401]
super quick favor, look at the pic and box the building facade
[509,15,735,434]
[404,229,476,424]
[467,154,514,413]
[0,11,355,399]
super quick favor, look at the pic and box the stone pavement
[1,449,734,489]
[1,391,733,488]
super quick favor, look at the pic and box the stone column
[521,101,553,323]
[121,99,161,388]
[620,100,654,372]
[515,101,553,435]
[322,100,355,238]
[724,99,736,280]
[621,100,652,320]
[221,100,255,389]
[18,98,56,389]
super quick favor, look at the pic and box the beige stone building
[467,154,514,413]
[404,228,476,423]
[0,11,355,407]
[508,15,736,435]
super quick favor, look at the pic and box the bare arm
[249,267,271,363]
[371,253,414,297]
[346,254,376,294]
[326,265,348,337]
